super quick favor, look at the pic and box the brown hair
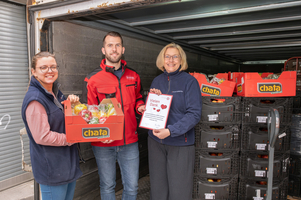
[156,43,188,72]
[103,31,123,46]
[31,51,55,69]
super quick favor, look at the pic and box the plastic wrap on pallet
[288,175,301,197]
[292,91,301,108]
[194,149,240,177]
[238,177,288,200]
[194,123,241,150]
[193,174,239,200]
[241,125,291,152]
[240,150,290,180]
[291,115,301,154]
[292,114,301,128]
[289,154,301,176]
[293,108,301,114]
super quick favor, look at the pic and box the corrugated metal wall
[0,1,30,182]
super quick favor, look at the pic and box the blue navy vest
[21,76,82,185]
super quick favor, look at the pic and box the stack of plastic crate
[193,96,242,200]
[292,91,301,114]
[238,97,292,200]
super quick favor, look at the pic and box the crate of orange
[189,72,236,97]
[236,71,296,97]
[64,98,124,143]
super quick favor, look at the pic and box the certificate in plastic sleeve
[139,93,173,130]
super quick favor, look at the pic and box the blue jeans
[92,142,139,200]
[39,181,76,200]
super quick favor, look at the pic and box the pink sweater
[26,100,73,146]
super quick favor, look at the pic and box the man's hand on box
[101,140,114,144]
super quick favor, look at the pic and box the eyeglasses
[164,55,180,60]
[38,66,59,73]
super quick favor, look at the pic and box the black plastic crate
[292,114,301,129]
[293,91,301,108]
[290,137,301,155]
[238,177,288,200]
[201,96,242,124]
[293,108,301,114]
[195,123,240,150]
[193,174,238,200]
[242,97,293,125]
[241,125,291,152]
[240,151,290,179]
[288,175,301,197]
[194,150,240,176]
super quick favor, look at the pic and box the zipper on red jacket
[118,79,126,145]
[112,73,126,145]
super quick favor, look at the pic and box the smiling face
[31,56,58,92]
[164,47,181,73]
[102,35,125,67]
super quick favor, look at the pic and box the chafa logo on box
[257,83,282,93]
[82,127,110,138]
[201,84,221,96]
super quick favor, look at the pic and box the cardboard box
[64,98,124,143]
[228,72,273,93]
[228,72,244,93]
[236,71,296,97]
[190,72,236,96]
[215,73,228,80]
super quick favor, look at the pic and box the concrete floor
[0,175,150,200]
[0,180,34,200]
[0,177,299,200]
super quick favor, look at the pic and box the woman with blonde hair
[148,43,202,200]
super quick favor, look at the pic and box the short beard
[106,53,122,64]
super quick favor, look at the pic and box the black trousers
[148,136,195,200]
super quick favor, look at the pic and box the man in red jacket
[83,31,145,200]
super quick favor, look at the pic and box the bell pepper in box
[105,103,116,116]
[74,104,87,115]
[89,117,99,124]
[99,117,107,124]
[106,107,116,116]
[88,105,100,118]
[79,109,92,122]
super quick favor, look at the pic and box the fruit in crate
[261,155,269,159]
[105,103,114,111]
[105,103,116,116]
[89,117,99,124]
[72,102,116,124]
[88,105,99,117]
[99,117,108,124]
[79,109,92,122]
[74,104,87,115]
[258,181,267,185]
